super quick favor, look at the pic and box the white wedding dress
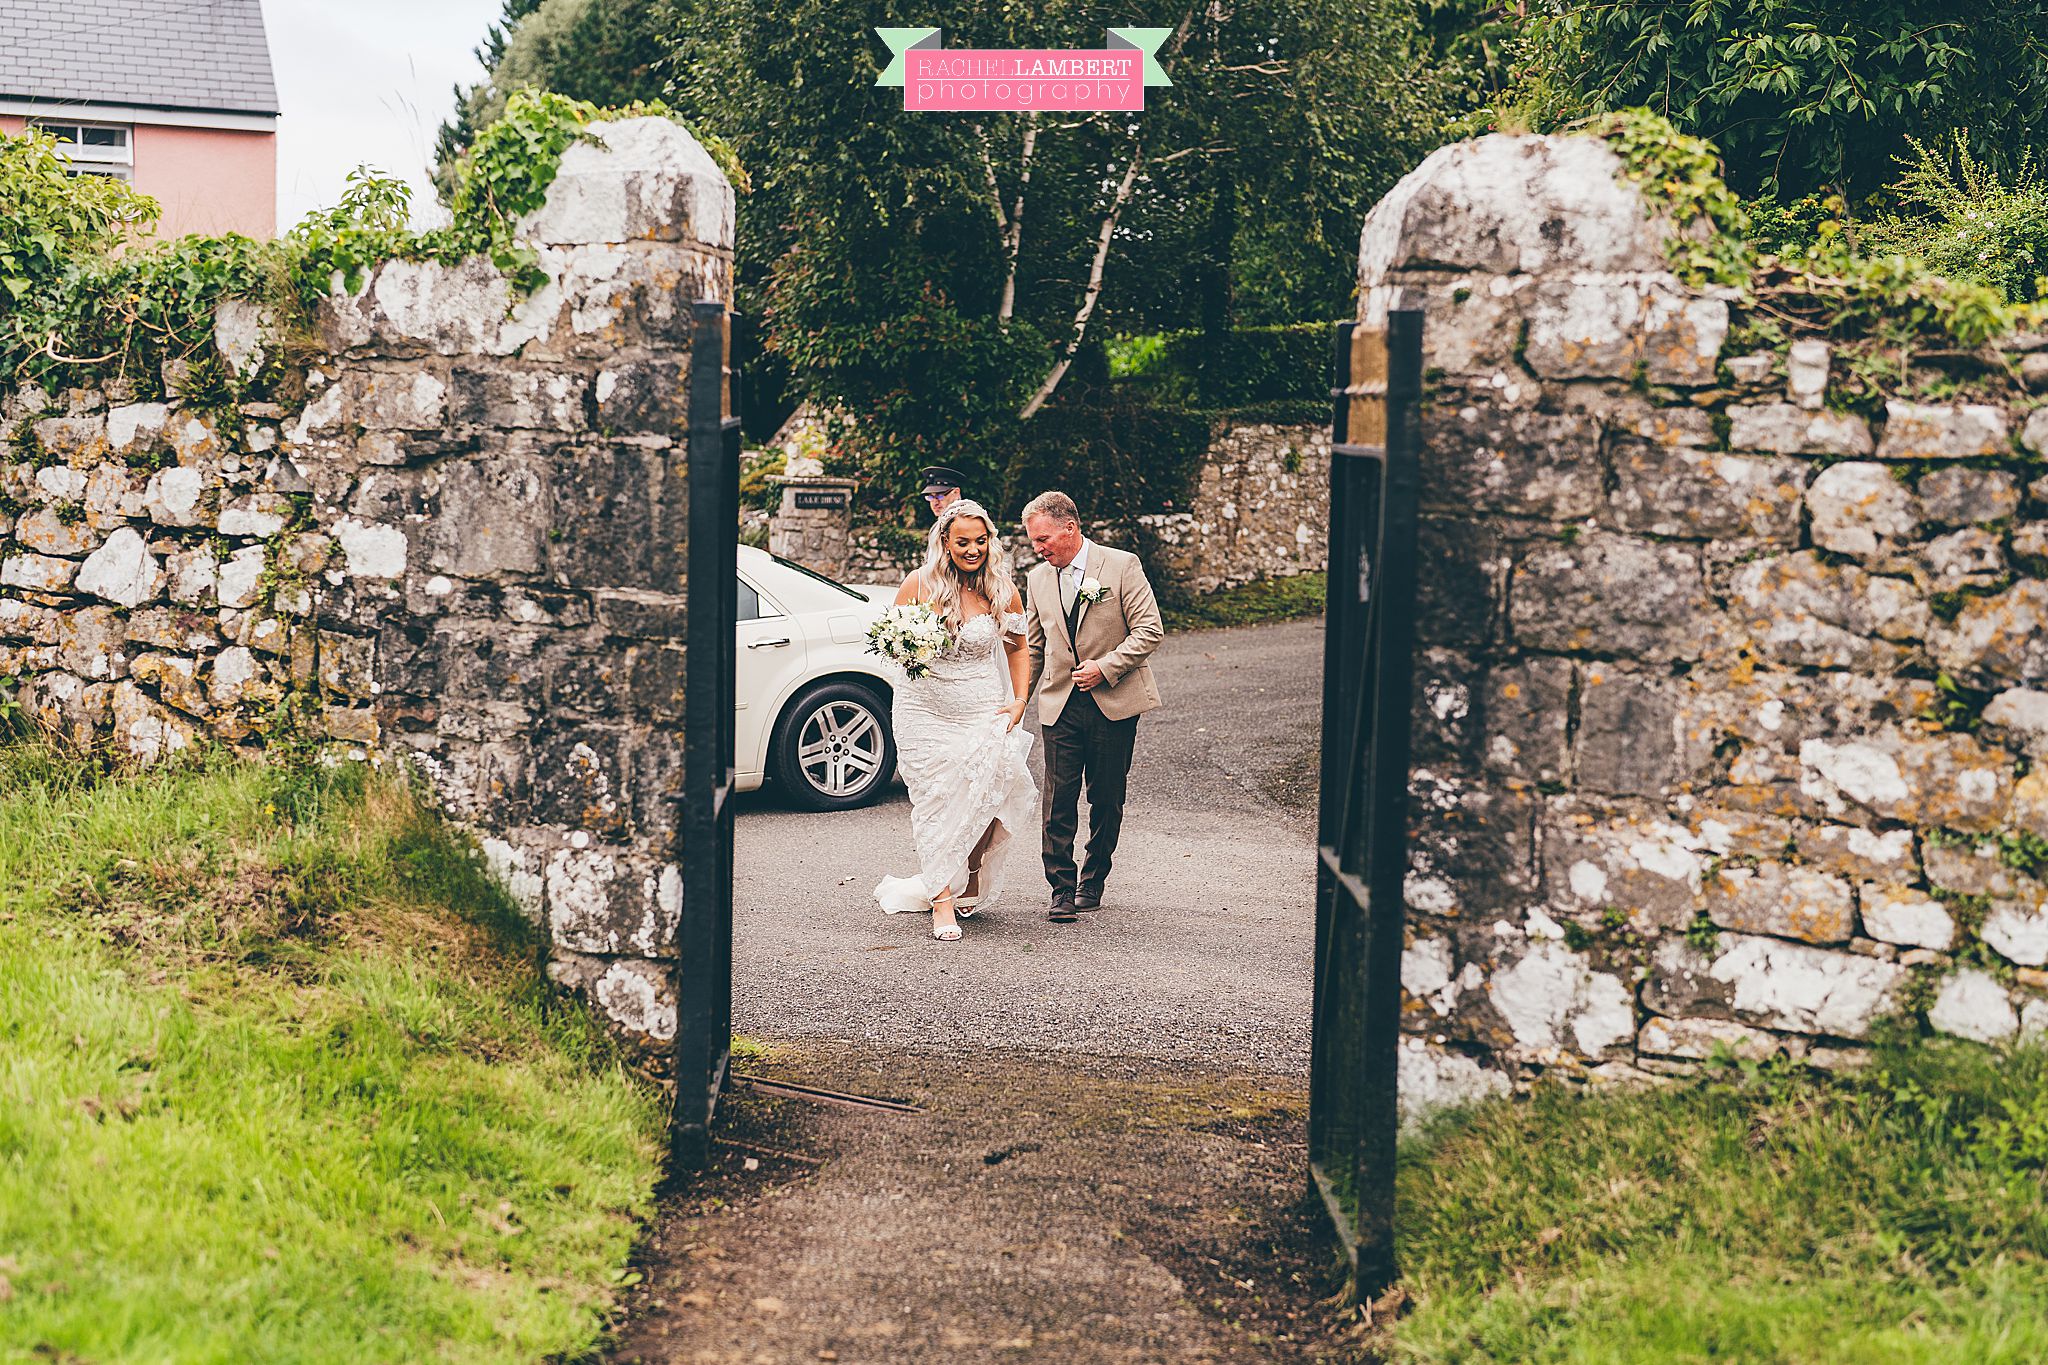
[874,610,1039,915]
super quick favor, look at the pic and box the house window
[30,119,134,181]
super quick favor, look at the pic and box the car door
[735,571,807,787]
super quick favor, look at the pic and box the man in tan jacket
[1022,491,1165,921]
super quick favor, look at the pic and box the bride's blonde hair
[921,499,1016,634]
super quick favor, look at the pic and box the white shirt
[1060,539,1094,614]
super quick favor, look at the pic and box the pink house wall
[133,125,276,240]
[1,115,276,241]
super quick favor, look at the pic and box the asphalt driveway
[731,616,1326,1074]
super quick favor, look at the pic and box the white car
[736,544,900,810]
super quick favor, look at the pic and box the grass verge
[1162,571,1326,632]
[0,744,666,1363]
[1384,1044,2048,1363]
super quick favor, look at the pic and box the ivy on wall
[1593,109,2048,352]
[0,91,744,402]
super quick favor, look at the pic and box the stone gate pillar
[768,475,857,577]
[307,118,736,1061]
[1356,134,1751,1115]
[1364,131,2048,1123]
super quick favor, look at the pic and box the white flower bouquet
[866,602,952,678]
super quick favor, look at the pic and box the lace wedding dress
[874,610,1039,915]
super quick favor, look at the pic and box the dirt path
[606,1045,1366,1365]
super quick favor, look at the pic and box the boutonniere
[1077,577,1109,604]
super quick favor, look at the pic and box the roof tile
[0,0,280,116]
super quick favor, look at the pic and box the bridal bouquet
[866,603,951,678]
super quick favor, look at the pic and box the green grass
[1386,1045,2048,1363]
[0,744,666,1363]
[1162,570,1326,632]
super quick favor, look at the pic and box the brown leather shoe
[1046,897,1078,923]
[1074,890,1102,911]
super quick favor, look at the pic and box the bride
[872,499,1039,941]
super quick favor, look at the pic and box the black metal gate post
[1310,308,1422,1297]
[673,299,741,1169]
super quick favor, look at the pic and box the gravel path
[732,616,1326,1074]
[608,1046,1361,1365]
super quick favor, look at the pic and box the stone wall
[797,417,1332,592]
[0,118,734,1061]
[845,526,927,584]
[1136,420,1330,594]
[1362,132,2048,1114]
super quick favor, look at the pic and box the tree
[1517,0,2048,200]
[434,0,669,191]
[660,0,1054,497]
[659,0,1452,500]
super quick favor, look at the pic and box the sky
[262,0,506,231]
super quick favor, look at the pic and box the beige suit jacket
[1026,543,1165,728]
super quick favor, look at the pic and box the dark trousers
[1041,689,1140,902]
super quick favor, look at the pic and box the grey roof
[0,0,279,116]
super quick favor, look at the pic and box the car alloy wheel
[772,682,897,810]
[798,699,884,798]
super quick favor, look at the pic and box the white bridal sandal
[931,893,964,941]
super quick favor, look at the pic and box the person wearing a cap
[920,466,966,515]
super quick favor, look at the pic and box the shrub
[737,450,787,513]
[0,128,163,383]
[1584,110,2048,349]
[2,91,737,398]
[764,255,1048,517]
[1513,0,2048,201]
[1866,135,2048,303]
[1754,229,2035,349]
[1745,192,1851,257]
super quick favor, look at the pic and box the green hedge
[998,397,1217,531]
[1109,321,1337,407]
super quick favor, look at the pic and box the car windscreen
[771,553,871,603]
